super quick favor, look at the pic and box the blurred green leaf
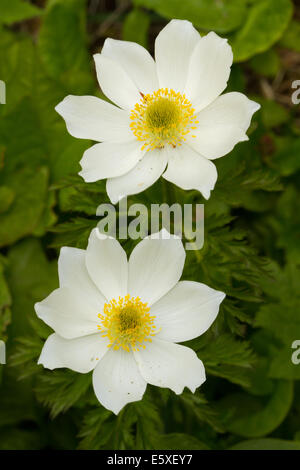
[6,238,58,337]
[0,427,43,450]
[254,261,300,380]
[0,186,15,214]
[151,433,210,450]
[272,139,300,177]
[279,20,300,52]
[266,188,300,264]
[38,0,93,92]
[230,438,300,450]
[0,167,49,247]
[0,368,37,427]
[0,0,42,25]
[134,0,246,33]
[123,8,150,47]
[259,99,289,128]
[231,0,293,62]
[0,257,11,342]
[218,380,293,437]
[256,262,300,345]
[249,49,280,78]
[269,347,300,380]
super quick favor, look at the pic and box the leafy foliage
[0,0,42,26]
[0,0,300,451]
[231,0,293,62]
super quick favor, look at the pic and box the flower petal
[102,38,158,94]
[186,92,260,159]
[195,92,261,131]
[94,54,141,110]
[163,144,217,199]
[155,19,200,91]
[92,348,146,414]
[35,287,100,339]
[134,339,206,394]
[184,32,233,111]
[106,147,168,204]
[55,95,132,142]
[85,228,128,300]
[128,229,185,306]
[58,247,105,308]
[38,333,109,373]
[152,281,225,343]
[79,140,146,183]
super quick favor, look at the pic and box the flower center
[130,88,198,151]
[97,295,157,352]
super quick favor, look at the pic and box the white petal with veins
[102,38,158,94]
[155,19,200,91]
[55,95,132,142]
[135,338,206,394]
[93,348,147,414]
[38,333,109,373]
[79,140,146,182]
[185,32,233,112]
[94,54,141,110]
[85,229,128,300]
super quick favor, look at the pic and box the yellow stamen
[130,88,197,151]
[97,295,157,352]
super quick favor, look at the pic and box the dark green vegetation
[0,0,300,450]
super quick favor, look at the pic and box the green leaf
[0,367,37,427]
[0,186,15,214]
[279,20,300,52]
[0,258,11,310]
[38,0,93,93]
[0,0,42,25]
[6,238,58,337]
[151,433,210,450]
[259,99,289,128]
[272,139,300,177]
[130,398,164,450]
[231,0,293,62]
[218,380,293,437]
[249,49,280,78]
[230,438,300,450]
[254,262,300,379]
[10,336,44,380]
[192,334,256,387]
[0,427,43,450]
[134,0,246,34]
[0,166,49,247]
[269,347,300,381]
[262,188,300,264]
[50,217,98,249]
[212,143,282,212]
[180,392,224,433]
[35,370,92,418]
[197,333,255,368]
[255,262,300,345]
[123,9,150,48]
[0,257,11,341]
[78,406,122,450]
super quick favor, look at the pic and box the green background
[0,0,300,450]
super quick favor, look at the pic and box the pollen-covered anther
[97,294,157,352]
[130,88,198,151]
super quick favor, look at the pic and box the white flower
[55,19,260,203]
[36,228,225,414]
